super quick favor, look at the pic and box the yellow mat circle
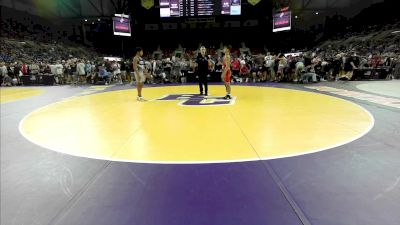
[20,86,374,163]
[1,87,45,104]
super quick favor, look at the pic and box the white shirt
[77,62,86,75]
[112,63,121,75]
[55,64,63,75]
[0,66,7,76]
[50,65,58,75]
[296,61,305,69]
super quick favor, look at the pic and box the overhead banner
[113,14,131,37]
[247,0,261,6]
[142,0,154,9]
[273,10,291,32]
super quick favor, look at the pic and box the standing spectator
[77,60,86,84]
[295,58,305,82]
[85,61,92,84]
[112,61,123,84]
[180,58,190,84]
[277,53,287,82]
[55,61,64,84]
[13,62,22,85]
[266,55,276,81]
[120,60,127,83]
[1,62,12,86]
[21,62,28,75]
[70,60,77,84]
[163,58,172,82]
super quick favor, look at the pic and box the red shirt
[371,55,381,68]
[22,64,28,75]
[232,60,240,71]
[240,65,249,74]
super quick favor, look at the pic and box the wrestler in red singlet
[223,61,232,83]
[222,46,232,100]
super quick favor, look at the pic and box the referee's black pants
[198,73,208,95]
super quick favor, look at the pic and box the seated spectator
[340,54,358,80]
[239,61,249,82]
[97,65,111,85]
[295,60,305,82]
[232,58,240,78]
[331,54,343,80]
[370,52,382,69]
[300,70,318,83]
[250,63,262,83]
[313,61,324,80]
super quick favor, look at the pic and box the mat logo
[156,94,235,106]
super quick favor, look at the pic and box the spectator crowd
[1,23,399,87]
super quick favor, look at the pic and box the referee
[196,46,211,96]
